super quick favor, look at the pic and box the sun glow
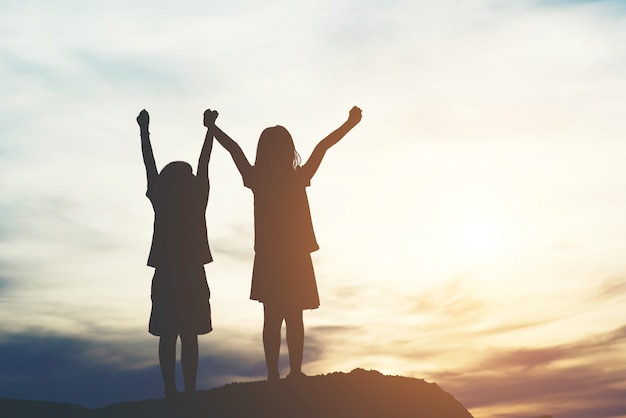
[439,198,513,266]
[454,214,503,258]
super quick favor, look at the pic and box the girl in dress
[209,106,362,380]
[136,109,217,396]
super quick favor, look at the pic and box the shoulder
[146,177,161,200]
[243,165,258,189]
[192,175,208,190]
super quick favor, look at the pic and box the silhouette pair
[137,106,362,396]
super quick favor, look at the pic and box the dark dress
[244,166,320,311]
[146,175,212,336]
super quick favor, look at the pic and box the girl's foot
[183,389,201,401]
[164,386,180,399]
[267,371,280,382]
[286,371,306,380]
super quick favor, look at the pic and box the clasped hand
[203,109,219,127]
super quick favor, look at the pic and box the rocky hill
[1,369,475,418]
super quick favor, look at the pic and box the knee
[285,309,303,326]
[180,333,198,345]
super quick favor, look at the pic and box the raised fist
[348,106,362,124]
[136,109,150,129]
[203,109,219,127]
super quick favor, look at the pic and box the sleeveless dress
[244,166,320,311]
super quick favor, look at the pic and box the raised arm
[197,109,217,184]
[206,110,252,177]
[137,109,158,186]
[301,106,362,179]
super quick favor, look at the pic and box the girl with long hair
[209,106,362,380]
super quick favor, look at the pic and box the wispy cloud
[434,324,626,417]
[588,276,626,303]
[409,279,485,320]
[0,329,268,408]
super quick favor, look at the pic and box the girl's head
[255,125,301,171]
[159,161,193,189]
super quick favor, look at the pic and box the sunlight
[454,215,502,258]
[439,199,512,267]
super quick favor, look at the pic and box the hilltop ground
[1,368,550,417]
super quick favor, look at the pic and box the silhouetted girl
[136,109,217,397]
[210,106,362,380]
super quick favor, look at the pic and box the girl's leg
[159,334,178,396]
[180,333,199,393]
[263,303,283,381]
[285,308,304,376]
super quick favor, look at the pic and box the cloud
[588,276,626,303]
[444,363,626,418]
[71,50,182,91]
[0,330,268,408]
[534,0,626,10]
[209,223,255,262]
[409,279,485,320]
[432,324,626,417]
[0,332,159,407]
[0,275,12,293]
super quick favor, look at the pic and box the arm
[301,106,362,179]
[197,110,217,184]
[137,109,158,186]
[206,110,252,177]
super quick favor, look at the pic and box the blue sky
[1,1,626,417]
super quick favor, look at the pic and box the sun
[454,215,502,258]
[440,202,510,265]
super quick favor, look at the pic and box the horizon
[1,1,626,417]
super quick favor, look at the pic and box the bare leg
[285,309,304,376]
[159,334,178,397]
[180,333,199,393]
[263,303,283,381]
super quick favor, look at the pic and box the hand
[136,109,150,130]
[348,106,362,125]
[203,109,219,127]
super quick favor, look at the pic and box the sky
[1,0,626,417]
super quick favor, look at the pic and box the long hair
[254,125,301,172]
